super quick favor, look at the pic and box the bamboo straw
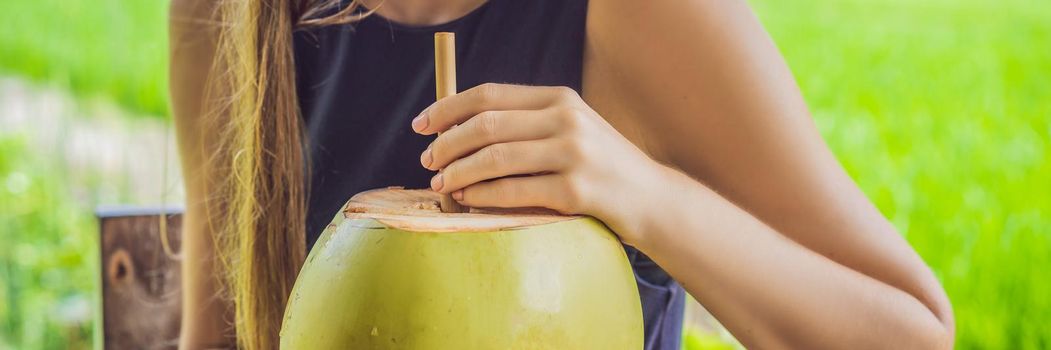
[434,32,467,213]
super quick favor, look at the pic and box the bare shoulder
[585,0,768,53]
[582,0,806,165]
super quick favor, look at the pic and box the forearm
[178,209,236,350]
[170,1,234,347]
[627,165,952,349]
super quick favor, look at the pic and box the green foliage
[1,0,1049,348]
[0,136,96,349]
[0,0,170,117]
[682,328,736,350]
[753,0,1051,348]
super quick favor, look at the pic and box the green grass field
[1,0,1048,348]
[755,0,1050,348]
[0,0,169,117]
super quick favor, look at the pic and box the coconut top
[341,187,578,232]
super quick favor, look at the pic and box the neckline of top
[358,0,493,33]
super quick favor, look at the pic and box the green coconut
[280,188,643,349]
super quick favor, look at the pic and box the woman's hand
[412,83,665,244]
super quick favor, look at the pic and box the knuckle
[559,175,588,214]
[443,161,464,183]
[483,181,511,203]
[473,83,500,105]
[557,106,588,132]
[441,165,457,184]
[500,181,520,201]
[476,111,501,141]
[484,144,509,167]
[553,86,579,102]
[562,137,588,163]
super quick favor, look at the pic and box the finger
[422,109,561,170]
[452,174,583,214]
[431,139,571,194]
[412,83,578,135]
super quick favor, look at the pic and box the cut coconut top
[342,187,579,232]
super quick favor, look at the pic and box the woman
[170,0,955,349]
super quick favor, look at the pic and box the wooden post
[97,208,184,350]
[434,32,468,213]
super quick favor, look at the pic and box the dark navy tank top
[293,1,685,348]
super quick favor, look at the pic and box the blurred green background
[0,0,1047,349]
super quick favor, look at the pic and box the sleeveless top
[293,1,685,348]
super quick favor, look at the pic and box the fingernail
[420,148,433,168]
[412,112,429,132]
[430,173,444,191]
[452,190,463,201]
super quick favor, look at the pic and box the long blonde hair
[208,1,373,348]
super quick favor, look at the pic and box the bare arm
[169,0,235,348]
[585,0,954,348]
